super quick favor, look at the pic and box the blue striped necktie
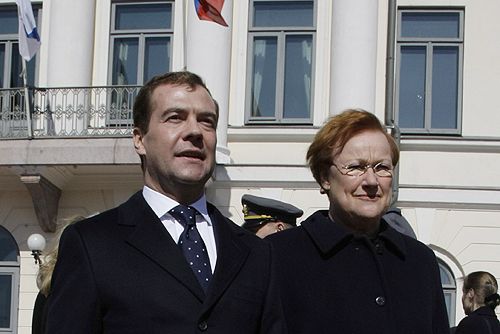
[169,205,212,292]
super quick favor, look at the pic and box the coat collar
[121,191,206,301]
[119,192,251,308]
[302,210,407,259]
[202,203,250,311]
[471,306,498,318]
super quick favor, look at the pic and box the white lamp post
[27,233,46,265]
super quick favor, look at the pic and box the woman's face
[321,130,393,234]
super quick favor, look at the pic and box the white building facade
[0,0,499,332]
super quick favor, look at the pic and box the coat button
[198,320,208,331]
[375,296,386,306]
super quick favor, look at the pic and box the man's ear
[321,179,330,192]
[133,128,146,155]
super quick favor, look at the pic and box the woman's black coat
[267,210,450,334]
[455,306,500,334]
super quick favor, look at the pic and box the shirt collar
[142,186,211,225]
[302,210,407,259]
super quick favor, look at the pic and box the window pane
[0,227,17,262]
[443,292,452,318]
[10,44,23,88]
[0,44,4,87]
[439,263,452,285]
[283,35,312,119]
[253,1,313,27]
[115,3,172,30]
[401,12,460,38]
[251,37,277,117]
[0,275,12,328]
[144,37,170,82]
[432,46,458,129]
[398,46,426,128]
[0,8,18,34]
[112,38,139,85]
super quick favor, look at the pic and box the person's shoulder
[69,191,143,233]
[401,233,435,256]
[207,202,269,245]
[456,312,492,333]
[267,224,305,242]
[456,310,500,334]
[265,225,307,256]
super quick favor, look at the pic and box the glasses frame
[332,162,394,178]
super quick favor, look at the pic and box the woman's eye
[346,164,364,171]
[375,163,391,171]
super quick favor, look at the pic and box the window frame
[108,1,174,87]
[395,8,464,135]
[0,225,19,334]
[107,1,174,126]
[0,268,19,333]
[438,259,456,326]
[245,0,316,125]
[0,5,40,89]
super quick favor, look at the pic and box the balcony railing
[0,86,141,139]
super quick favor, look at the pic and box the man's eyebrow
[160,107,186,117]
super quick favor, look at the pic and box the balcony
[0,86,141,139]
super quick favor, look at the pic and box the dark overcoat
[455,306,500,334]
[267,210,450,334]
[45,191,285,334]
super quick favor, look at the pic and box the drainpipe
[384,0,400,206]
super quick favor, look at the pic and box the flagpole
[183,0,187,70]
[21,58,33,139]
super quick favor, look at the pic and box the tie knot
[169,205,197,227]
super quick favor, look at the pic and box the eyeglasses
[332,162,394,178]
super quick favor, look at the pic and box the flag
[15,0,41,61]
[194,0,228,27]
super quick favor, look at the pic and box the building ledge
[0,138,139,166]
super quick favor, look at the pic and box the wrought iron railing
[0,85,141,139]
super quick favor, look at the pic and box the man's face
[133,84,217,201]
[256,221,292,239]
[321,130,393,234]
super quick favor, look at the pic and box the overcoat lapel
[121,192,205,301]
[202,204,250,311]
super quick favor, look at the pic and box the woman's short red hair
[306,109,400,186]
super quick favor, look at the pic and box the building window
[0,5,39,137]
[396,9,463,134]
[108,1,173,124]
[438,259,456,326]
[0,5,38,89]
[110,1,173,85]
[246,0,315,124]
[0,225,19,334]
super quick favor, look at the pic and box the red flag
[194,0,228,27]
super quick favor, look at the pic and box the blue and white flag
[15,0,40,61]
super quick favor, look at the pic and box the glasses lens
[342,163,393,177]
[343,164,365,176]
[373,163,393,177]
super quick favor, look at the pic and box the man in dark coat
[45,71,285,334]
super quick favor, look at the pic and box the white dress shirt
[142,186,217,272]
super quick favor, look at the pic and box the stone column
[186,0,232,164]
[330,0,378,114]
[46,0,96,86]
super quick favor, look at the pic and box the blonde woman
[456,271,500,334]
[32,216,84,334]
